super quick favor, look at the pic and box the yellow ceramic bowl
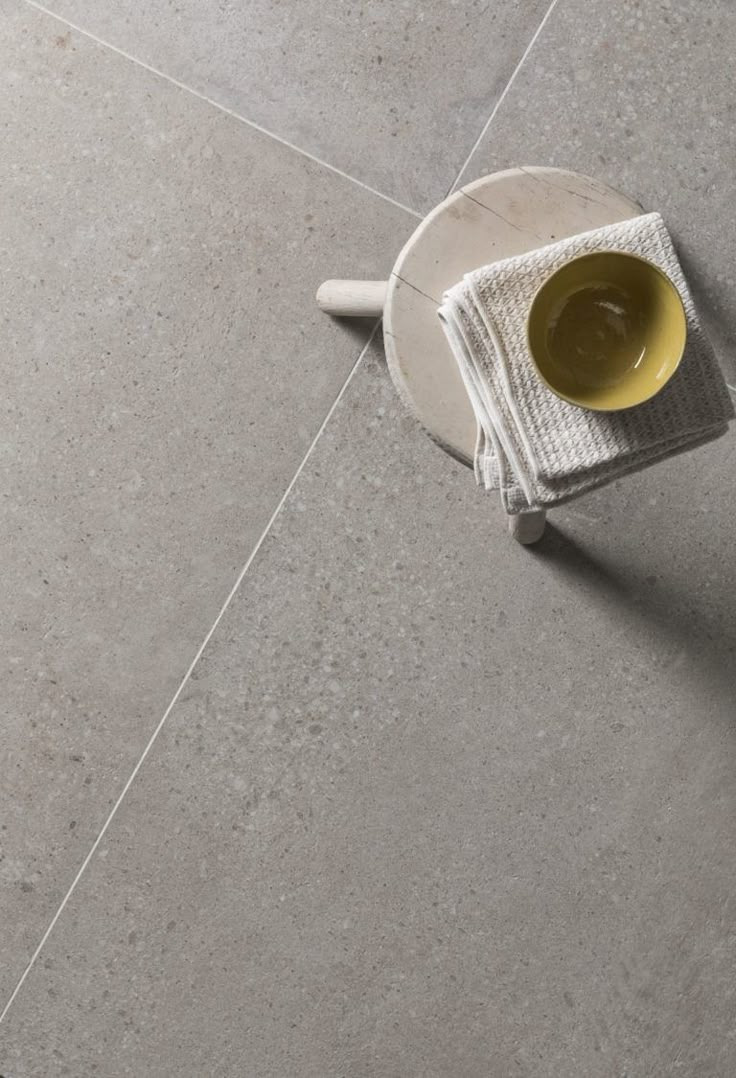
[527,251,687,411]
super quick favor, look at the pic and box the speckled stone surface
[3,342,736,1077]
[29,0,550,212]
[460,0,736,386]
[0,1,412,1005]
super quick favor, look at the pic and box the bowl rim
[525,249,688,412]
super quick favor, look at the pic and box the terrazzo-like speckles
[3,345,736,1075]
[0,1,411,1003]
[22,0,549,211]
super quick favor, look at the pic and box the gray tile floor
[1,1,736,1075]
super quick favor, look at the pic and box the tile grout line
[0,321,381,1027]
[449,0,562,195]
[21,0,424,222]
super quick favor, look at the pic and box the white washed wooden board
[382,167,643,464]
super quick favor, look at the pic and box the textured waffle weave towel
[438,212,734,514]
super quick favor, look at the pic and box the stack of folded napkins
[438,212,734,514]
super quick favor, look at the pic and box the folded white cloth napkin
[438,212,734,514]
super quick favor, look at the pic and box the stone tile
[0,1,412,1004]
[461,0,736,384]
[3,341,736,1076]
[34,0,550,212]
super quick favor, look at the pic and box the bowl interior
[527,251,687,411]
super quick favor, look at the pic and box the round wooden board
[382,167,643,464]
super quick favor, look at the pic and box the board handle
[316,280,388,317]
